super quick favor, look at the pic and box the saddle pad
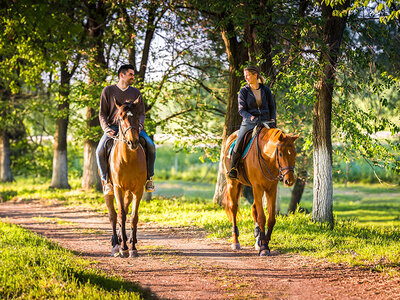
[228,135,256,159]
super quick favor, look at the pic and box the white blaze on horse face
[127,111,133,117]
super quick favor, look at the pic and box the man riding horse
[96,64,156,195]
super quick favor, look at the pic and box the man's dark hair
[118,64,135,78]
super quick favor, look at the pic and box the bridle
[256,129,295,182]
[112,111,140,147]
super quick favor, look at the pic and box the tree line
[1,0,399,227]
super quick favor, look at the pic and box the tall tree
[312,1,350,225]
[50,3,84,189]
[81,0,110,190]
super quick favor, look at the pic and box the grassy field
[0,221,147,299]
[1,178,399,275]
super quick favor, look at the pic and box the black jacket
[238,84,276,124]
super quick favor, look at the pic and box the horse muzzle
[280,167,295,187]
[127,140,139,150]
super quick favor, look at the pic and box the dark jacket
[238,84,276,124]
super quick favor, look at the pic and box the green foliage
[0,222,144,299]
[10,139,84,179]
[10,139,53,178]
[333,154,400,184]
[155,146,218,183]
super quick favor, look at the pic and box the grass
[0,222,147,299]
[1,177,400,275]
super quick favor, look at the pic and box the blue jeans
[96,126,156,182]
[233,121,257,152]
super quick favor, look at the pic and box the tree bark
[312,2,349,226]
[0,131,13,182]
[213,21,248,205]
[288,170,307,214]
[50,62,71,189]
[82,1,107,191]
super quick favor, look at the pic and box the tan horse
[102,98,147,258]
[223,127,298,256]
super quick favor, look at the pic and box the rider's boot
[145,177,155,192]
[102,177,113,196]
[228,150,241,179]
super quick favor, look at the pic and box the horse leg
[252,185,270,256]
[128,191,142,257]
[265,184,277,251]
[224,179,242,250]
[104,193,120,257]
[251,199,261,251]
[115,187,129,258]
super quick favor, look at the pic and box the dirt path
[1,199,399,300]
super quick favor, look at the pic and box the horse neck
[258,128,280,168]
[115,139,139,162]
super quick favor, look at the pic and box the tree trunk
[0,131,13,182]
[82,1,106,191]
[312,2,349,226]
[213,22,248,205]
[288,170,307,214]
[50,63,71,189]
[82,138,100,189]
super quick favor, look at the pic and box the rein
[255,127,295,181]
[110,117,139,146]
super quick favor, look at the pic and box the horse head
[114,97,141,151]
[276,133,298,187]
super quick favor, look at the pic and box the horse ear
[290,134,299,142]
[133,96,140,105]
[114,97,120,109]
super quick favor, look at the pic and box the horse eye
[279,152,283,157]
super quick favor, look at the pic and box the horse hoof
[259,249,271,257]
[111,245,120,257]
[231,243,241,250]
[119,248,130,258]
[254,242,260,251]
[129,250,138,258]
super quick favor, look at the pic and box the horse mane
[261,128,286,143]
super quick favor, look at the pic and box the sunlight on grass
[1,177,400,274]
[0,222,145,299]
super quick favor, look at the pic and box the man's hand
[250,116,256,121]
[107,129,116,137]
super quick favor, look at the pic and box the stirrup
[228,167,238,179]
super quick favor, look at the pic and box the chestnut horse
[102,98,147,258]
[223,126,298,256]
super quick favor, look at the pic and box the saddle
[228,128,259,159]
[228,126,265,185]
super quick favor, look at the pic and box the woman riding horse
[224,66,298,256]
[228,66,276,179]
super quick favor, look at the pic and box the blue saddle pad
[229,135,255,158]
